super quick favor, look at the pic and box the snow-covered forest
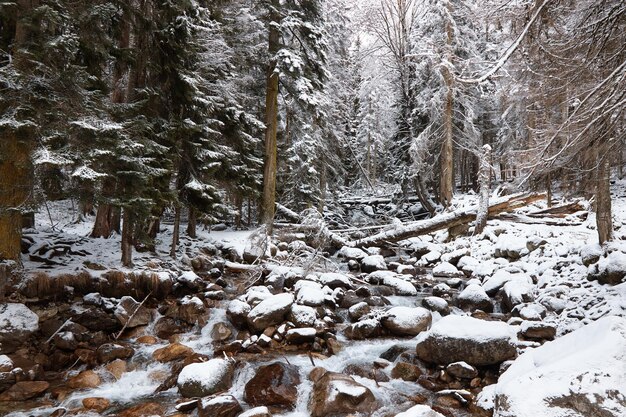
[0,0,624,416]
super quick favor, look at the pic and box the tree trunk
[121,208,134,267]
[187,206,197,238]
[261,0,281,231]
[475,144,492,234]
[234,193,243,230]
[440,2,455,207]
[546,172,552,207]
[596,155,612,244]
[171,206,181,258]
[319,160,327,214]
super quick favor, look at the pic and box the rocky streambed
[1,225,625,417]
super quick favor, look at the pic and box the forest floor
[1,181,625,417]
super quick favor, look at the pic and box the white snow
[318,272,353,288]
[418,315,516,343]
[238,406,270,417]
[0,303,39,333]
[494,316,626,417]
[337,246,368,260]
[394,404,446,417]
[367,270,417,296]
[432,262,461,277]
[458,284,490,305]
[361,254,387,270]
[247,293,294,319]
[178,270,201,285]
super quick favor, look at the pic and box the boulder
[211,322,233,342]
[348,302,371,321]
[588,251,626,285]
[0,355,13,372]
[114,296,154,328]
[285,327,316,344]
[432,262,464,278]
[244,362,300,409]
[117,402,164,417]
[318,272,353,289]
[177,358,235,398]
[154,316,189,339]
[83,397,111,412]
[0,303,39,354]
[198,395,242,417]
[415,315,517,366]
[67,370,101,389]
[367,271,417,296]
[344,318,383,340]
[239,407,272,417]
[518,321,556,341]
[421,297,450,315]
[309,371,378,417]
[105,359,127,380]
[165,296,208,326]
[97,343,134,364]
[247,293,294,332]
[446,361,478,379]
[226,299,251,328]
[382,307,432,336]
[337,246,368,261]
[0,381,49,401]
[73,306,121,332]
[501,280,534,311]
[457,284,493,313]
[153,343,194,362]
[288,304,317,327]
[391,362,422,381]
[494,316,626,417]
[494,234,528,260]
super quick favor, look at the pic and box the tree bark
[121,208,134,267]
[171,206,181,258]
[187,206,197,238]
[261,0,281,231]
[439,2,455,207]
[475,144,492,234]
[596,155,613,244]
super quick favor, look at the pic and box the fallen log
[347,193,545,248]
[496,213,583,226]
[527,199,585,218]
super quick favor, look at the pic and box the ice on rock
[494,316,626,417]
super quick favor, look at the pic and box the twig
[308,351,316,367]
[115,291,152,340]
[46,318,72,344]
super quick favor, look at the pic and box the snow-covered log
[347,193,545,248]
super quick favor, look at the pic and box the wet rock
[73,306,121,333]
[105,359,127,380]
[344,318,383,340]
[153,343,194,363]
[326,338,342,355]
[53,331,78,351]
[446,362,478,379]
[136,335,159,345]
[415,315,517,366]
[226,299,251,329]
[360,255,387,273]
[82,397,110,412]
[421,297,450,315]
[457,284,493,313]
[309,371,377,417]
[67,370,101,389]
[244,362,300,409]
[177,358,235,398]
[391,362,422,381]
[117,402,165,417]
[154,316,189,339]
[348,302,371,321]
[518,321,556,340]
[198,394,242,417]
[247,293,294,332]
[0,303,39,354]
[382,307,432,336]
[114,296,154,328]
[380,345,410,362]
[0,381,49,401]
[342,363,389,382]
[211,322,233,342]
[97,343,134,364]
[285,327,316,344]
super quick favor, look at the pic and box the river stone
[199,394,242,417]
[446,361,478,379]
[421,297,450,315]
[67,370,101,389]
[361,255,387,273]
[382,307,432,336]
[114,296,154,328]
[73,306,121,333]
[415,315,517,366]
[0,381,49,401]
[154,316,189,339]
[226,299,251,329]
[83,397,111,412]
[309,371,378,417]
[348,302,371,321]
[177,358,235,398]
[211,322,233,342]
[239,407,272,417]
[391,362,422,381]
[153,343,194,362]
[344,318,383,340]
[518,321,557,340]
[97,343,134,364]
[247,293,294,332]
[117,402,164,417]
[165,297,208,326]
[0,303,39,354]
[395,404,446,417]
[244,362,300,409]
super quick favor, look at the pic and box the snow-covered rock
[495,234,528,260]
[501,280,534,311]
[309,371,378,417]
[285,327,316,344]
[319,272,353,289]
[432,262,463,278]
[394,404,445,417]
[288,304,317,327]
[483,270,532,296]
[247,293,294,332]
[494,316,626,417]
[0,303,39,354]
[296,281,326,307]
[415,315,517,366]
[382,307,432,336]
[457,284,493,312]
[580,243,602,266]
[337,246,368,261]
[177,358,235,397]
[227,299,251,328]
[421,296,450,315]
[367,271,417,296]
[114,296,154,329]
[588,251,626,285]
[360,255,387,273]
